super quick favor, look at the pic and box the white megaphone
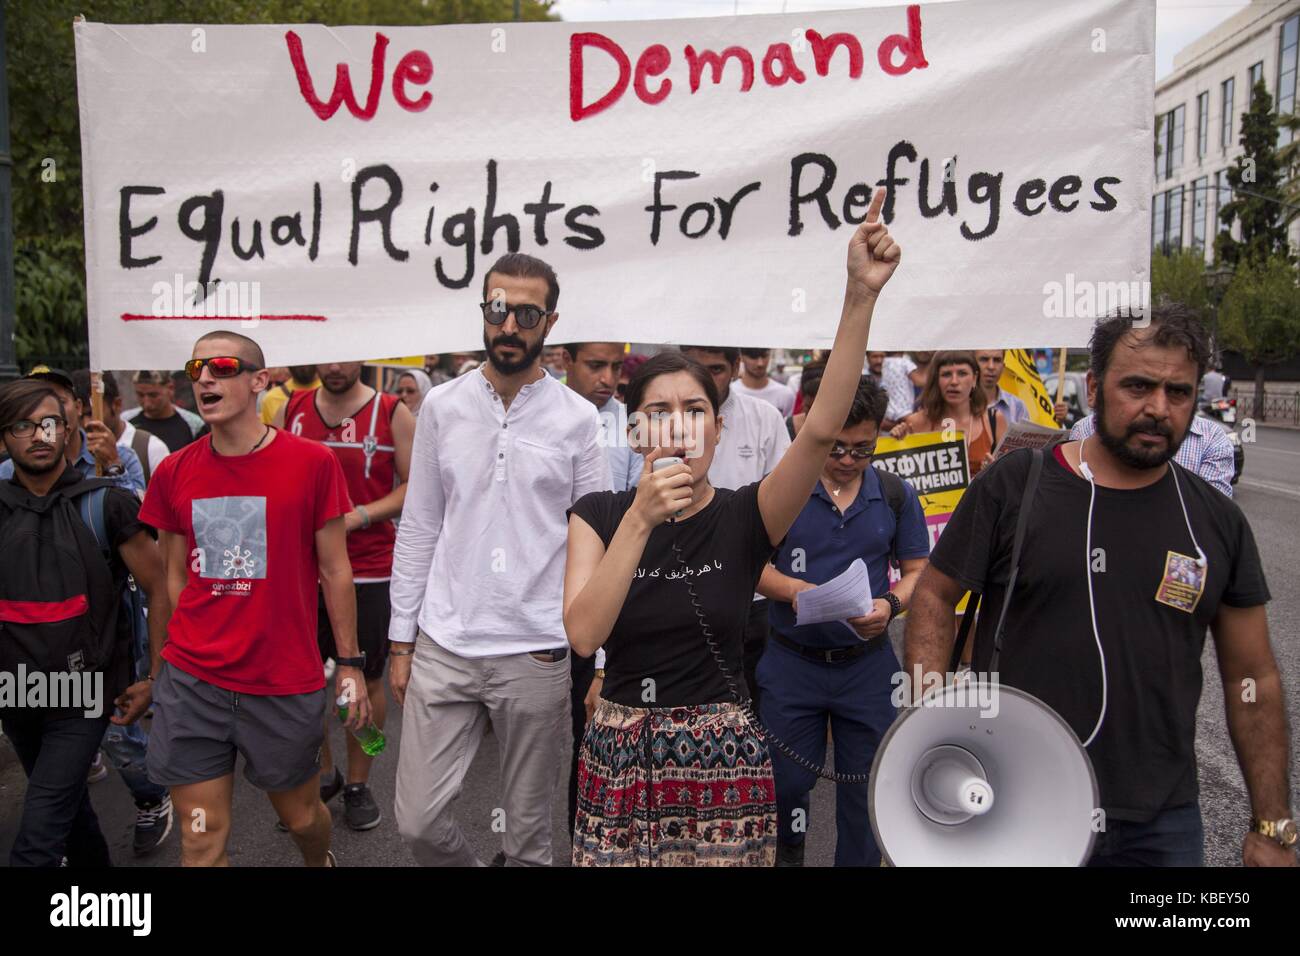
[869,680,1099,866]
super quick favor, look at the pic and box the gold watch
[1250,815,1298,848]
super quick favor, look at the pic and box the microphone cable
[667,519,872,785]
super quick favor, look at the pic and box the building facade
[1153,0,1300,261]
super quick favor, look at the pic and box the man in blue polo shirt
[756,376,929,867]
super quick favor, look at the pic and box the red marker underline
[121,314,328,322]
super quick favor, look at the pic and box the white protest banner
[74,0,1154,368]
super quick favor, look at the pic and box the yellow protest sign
[365,356,426,368]
[999,349,1058,428]
[873,430,973,612]
[872,430,970,552]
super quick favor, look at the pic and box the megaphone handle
[986,448,1044,674]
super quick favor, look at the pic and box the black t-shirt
[568,481,777,708]
[929,448,1270,822]
[133,411,193,453]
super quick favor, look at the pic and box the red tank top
[285,387,399,579]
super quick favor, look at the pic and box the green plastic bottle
[335,694,386,756]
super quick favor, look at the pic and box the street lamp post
[0,5,19,383]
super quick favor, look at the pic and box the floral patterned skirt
[572,698,777,867]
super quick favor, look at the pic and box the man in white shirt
[734,348,796,417]
[974,349,1030,425]
[557,339,639,839]
[560,342,639,493]
[681,345,792,710]
[388,253,612,867]
[880,352,917,428]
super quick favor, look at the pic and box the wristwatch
[882,591,903,622]
[1250,815,1298,848]
[104,462,125,478]
[335,655,367,669]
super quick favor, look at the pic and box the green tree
[1217,254,1300,420]
[1279,109,1300,231]
[1214,79,1293,268]
[1150,248,1212,323]
[6,0,556,370]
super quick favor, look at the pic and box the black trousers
[743,599,771,713]
[567,651,598,839]
[2,710,113,867]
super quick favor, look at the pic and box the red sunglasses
[184,356,261,381]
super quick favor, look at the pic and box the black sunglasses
[480,301,552,330]
[829,443,876,460]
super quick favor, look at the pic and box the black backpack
[0,476,121,677]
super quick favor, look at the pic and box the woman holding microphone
[562,187,902,867]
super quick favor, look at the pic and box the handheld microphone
[653,455,685,518]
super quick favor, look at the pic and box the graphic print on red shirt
[138,430,351,695]
[284,387,399,579]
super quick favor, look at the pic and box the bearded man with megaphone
[897,305,1294,868]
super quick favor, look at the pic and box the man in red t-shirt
[274,361,414,830]
[139,330,368,867]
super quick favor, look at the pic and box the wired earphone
[1076,434,1206,747]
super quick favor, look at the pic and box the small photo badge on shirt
[1154,550,1206,614]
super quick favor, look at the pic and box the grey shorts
[146,661,327,792]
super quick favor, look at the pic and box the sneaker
[775,840,805,867]
[133,794,174,857]
[342,783,381,831]
[277,768,344,832]
[87,752,108,784]
[325,849,338,867]
[320,767,345,804]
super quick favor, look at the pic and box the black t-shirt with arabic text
[568,481,776,708]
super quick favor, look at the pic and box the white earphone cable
[1078,437,1108,748]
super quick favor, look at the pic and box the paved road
[2,426,1297,866]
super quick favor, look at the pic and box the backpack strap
[988,448,1044,672]
[73,484,113,560]
[131,428,152,484]
[875,467,908,569]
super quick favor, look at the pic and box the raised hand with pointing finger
[846,187,902,298]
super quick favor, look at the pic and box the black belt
[771,631,883,664]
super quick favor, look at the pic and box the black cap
[24,365,75,392]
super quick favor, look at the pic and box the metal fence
[1230,387,1300,426]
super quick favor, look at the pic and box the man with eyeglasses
[389,252,610,867]
[0,380,169,866]
[0,367,145,493]
[136,331,363,867]
[755,376,930,867]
